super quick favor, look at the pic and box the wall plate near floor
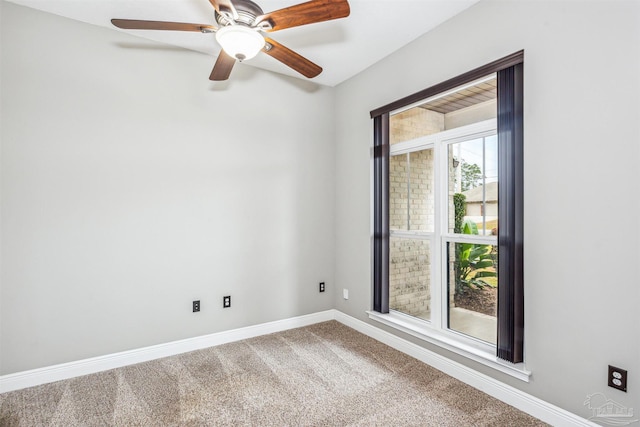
[192,300,200,312]
[608,365,627,392]
[319,282,325,292]
[223,296,231,308]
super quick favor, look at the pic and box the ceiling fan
[111,0,350,81]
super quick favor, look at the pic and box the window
[371,52,523,365]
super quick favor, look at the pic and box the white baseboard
[0,310,334,394]
[0,309,594,427]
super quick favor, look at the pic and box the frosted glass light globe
[216,25,265,61]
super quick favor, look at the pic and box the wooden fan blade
[263,38,322,78]
[256,0,350,32]
[208,0,239,20]
[210,50,236,81]
[111,19,216,32]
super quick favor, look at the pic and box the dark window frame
[371,51,524,363]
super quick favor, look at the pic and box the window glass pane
[390,154,408,230]
[390,75,497,145]
[390,107,444,145]
[446,241,497,344]
[449,135,498,236]
[390,237,431,321]
[409,149,434,232]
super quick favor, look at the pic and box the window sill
[366,310,531,382]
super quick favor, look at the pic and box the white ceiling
[7,0,480,87]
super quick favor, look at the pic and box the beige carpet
[0,321,547,426]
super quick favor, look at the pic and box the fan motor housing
[215,0,264,27]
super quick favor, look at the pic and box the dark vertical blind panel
[497,63,524,363]
[373,113,390,313]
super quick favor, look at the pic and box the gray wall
[1,2,335,374]
[334,0,639,420]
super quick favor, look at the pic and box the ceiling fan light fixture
[216,25,265,61]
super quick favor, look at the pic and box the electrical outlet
[223,295,231,308]
[608,365,627,392]
[319,282,325,293]
[343,289,349,300]
[193,300,200,312]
